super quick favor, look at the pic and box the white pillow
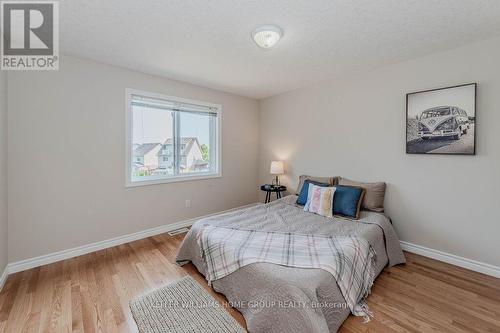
[304,184,336,218]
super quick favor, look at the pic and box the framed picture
[406,83,476,155]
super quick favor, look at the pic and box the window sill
[126,172,222,188]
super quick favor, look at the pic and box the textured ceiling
[60,0,500,99]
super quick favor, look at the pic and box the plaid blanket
[197,226,377,321]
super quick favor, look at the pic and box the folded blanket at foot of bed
[197,225,376,322]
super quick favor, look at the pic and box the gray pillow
[338,177,386,212]
[296,175,338,195]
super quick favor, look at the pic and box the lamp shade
[270,161,284,175]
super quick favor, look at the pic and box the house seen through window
[127,90,221,185]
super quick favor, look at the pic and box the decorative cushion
[332,185,365,219]
[304,184,336,218]
[296,175,338,195]
[296,179,329,206]
[338,177,386,212]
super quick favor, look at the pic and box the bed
[176,194,406,332]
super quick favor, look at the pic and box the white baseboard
[6,203,260,275]
[400,241,500,278]
[0,266,8,291]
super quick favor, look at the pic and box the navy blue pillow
[333,186,365,219]
[296,180,329,206]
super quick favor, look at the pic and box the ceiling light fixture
[252,25,283,49]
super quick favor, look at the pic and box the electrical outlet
[185,199,191,208]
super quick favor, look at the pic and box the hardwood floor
[0,232,499,333]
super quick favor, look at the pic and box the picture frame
[406,83,476,155]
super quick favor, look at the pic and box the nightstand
[260,184,287,203]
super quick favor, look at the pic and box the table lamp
[270,161,284,186]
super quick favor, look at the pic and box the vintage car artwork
[418,106,470,140]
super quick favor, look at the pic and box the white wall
[0,71,7,274]
[259,36,500,267]
[8,56,260,262]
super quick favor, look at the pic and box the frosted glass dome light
[252,25,283,49]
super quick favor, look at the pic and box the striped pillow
[304,184,336,218]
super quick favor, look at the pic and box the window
[126,89,221,186]
[421,108,451,119]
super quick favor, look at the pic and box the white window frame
[125,88,222,187]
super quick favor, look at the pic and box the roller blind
[131,94,218,116]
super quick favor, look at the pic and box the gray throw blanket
[197,226,377,321]
[177,195,406,332]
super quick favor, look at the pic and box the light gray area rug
[130,276,246,333]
